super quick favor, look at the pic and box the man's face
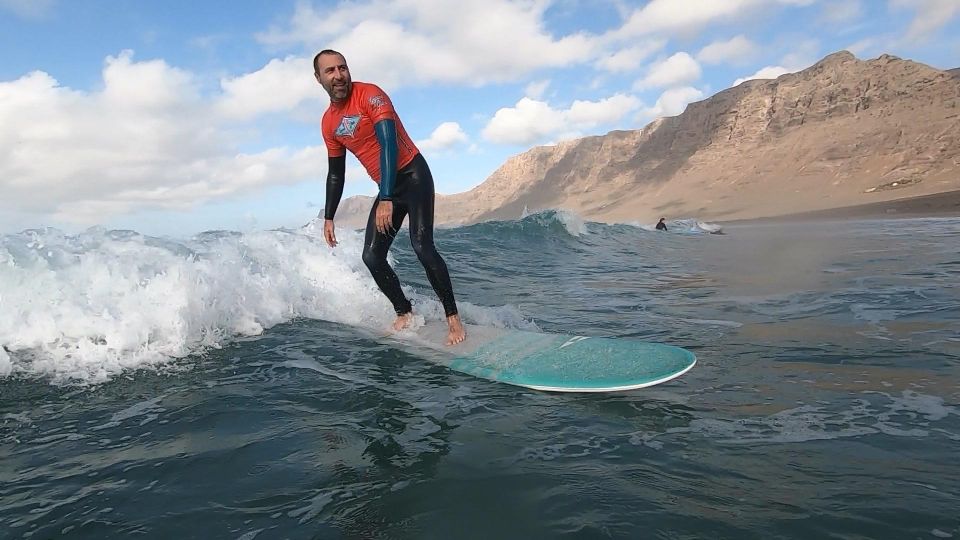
[315,53,352,102]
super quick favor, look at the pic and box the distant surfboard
[390,323,696,393]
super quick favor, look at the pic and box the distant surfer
[314,50,466,345]
[655,218,668,231]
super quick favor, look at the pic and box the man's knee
[362,246,385,271]
[410,236,437,261]
[416,247,447,273]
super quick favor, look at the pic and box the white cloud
[482,93,641,145]
[697,35,758,65]
[730,39,820,87]
[890,0,960,43]
[611,0,817,38]
[482,99,574,145]
[567,95,642,125]
[253,0,825,93]
[258,0,597,87]
[635,52,702,89]
[597,40,666,73]
[820,0,863,23]
[613,0,750,36]
[49,145,327,225]
[417,122,469,152]
[846,38,877,56]
[639,87,705,120]
[525,80,550,99]
[217,56,322,120]
[0,51,325,225]
[780,39,821,71]
[732,66,791,86]
[101,51,199,108]
[0,0,54,18]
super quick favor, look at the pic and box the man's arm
[374,119,398,201]
[324,155,346,220]
[322,155,345,247]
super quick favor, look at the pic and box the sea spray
[0,224,435,383]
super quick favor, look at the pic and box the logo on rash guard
[368,95,386,109]
[335,115,360,137]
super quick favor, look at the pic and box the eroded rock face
[332,51,960,226]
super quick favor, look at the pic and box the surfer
[314,49,466,346]
[656,218,668,231]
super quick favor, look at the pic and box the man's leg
[401,155,465,345]
[362,199,413,330]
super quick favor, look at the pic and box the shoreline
[721,189,960,225]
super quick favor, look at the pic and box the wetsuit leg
[397,154,459,317]
[362,199,412,315]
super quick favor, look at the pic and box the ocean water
[1,212,958,539]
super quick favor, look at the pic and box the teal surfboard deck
[393,323,696,393]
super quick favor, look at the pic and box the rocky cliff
[333,51,960,227]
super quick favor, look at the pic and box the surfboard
[390,322,696,393]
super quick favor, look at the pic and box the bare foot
[392,312,414,332]
[445,314,466,345]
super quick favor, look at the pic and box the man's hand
[323,219,337,247]
[376,201,395,235]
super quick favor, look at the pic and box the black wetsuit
[326,151,458,317]
[361,153,457,317]
[656,221,668,231]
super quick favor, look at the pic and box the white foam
[671,218,724,234]
[553,209,587,236]
[523,209,587,236]
[878,390,954,422]
[0,347,11,377]
[623,218,723,234]
[695,221,723,233]
[0,222,525,385]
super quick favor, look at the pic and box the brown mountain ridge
[332,51,960,228]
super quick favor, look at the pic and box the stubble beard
[329,80,351,103]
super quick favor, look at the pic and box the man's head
[314,49,352,102]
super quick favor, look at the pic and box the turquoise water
[1,213,958,539]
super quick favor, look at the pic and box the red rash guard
[321,81,419,184]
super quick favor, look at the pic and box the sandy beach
[724,189,960,224]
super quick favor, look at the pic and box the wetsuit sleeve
[324,155,346,220]
[374,119,398,201]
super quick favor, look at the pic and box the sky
[1,0,958,237]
